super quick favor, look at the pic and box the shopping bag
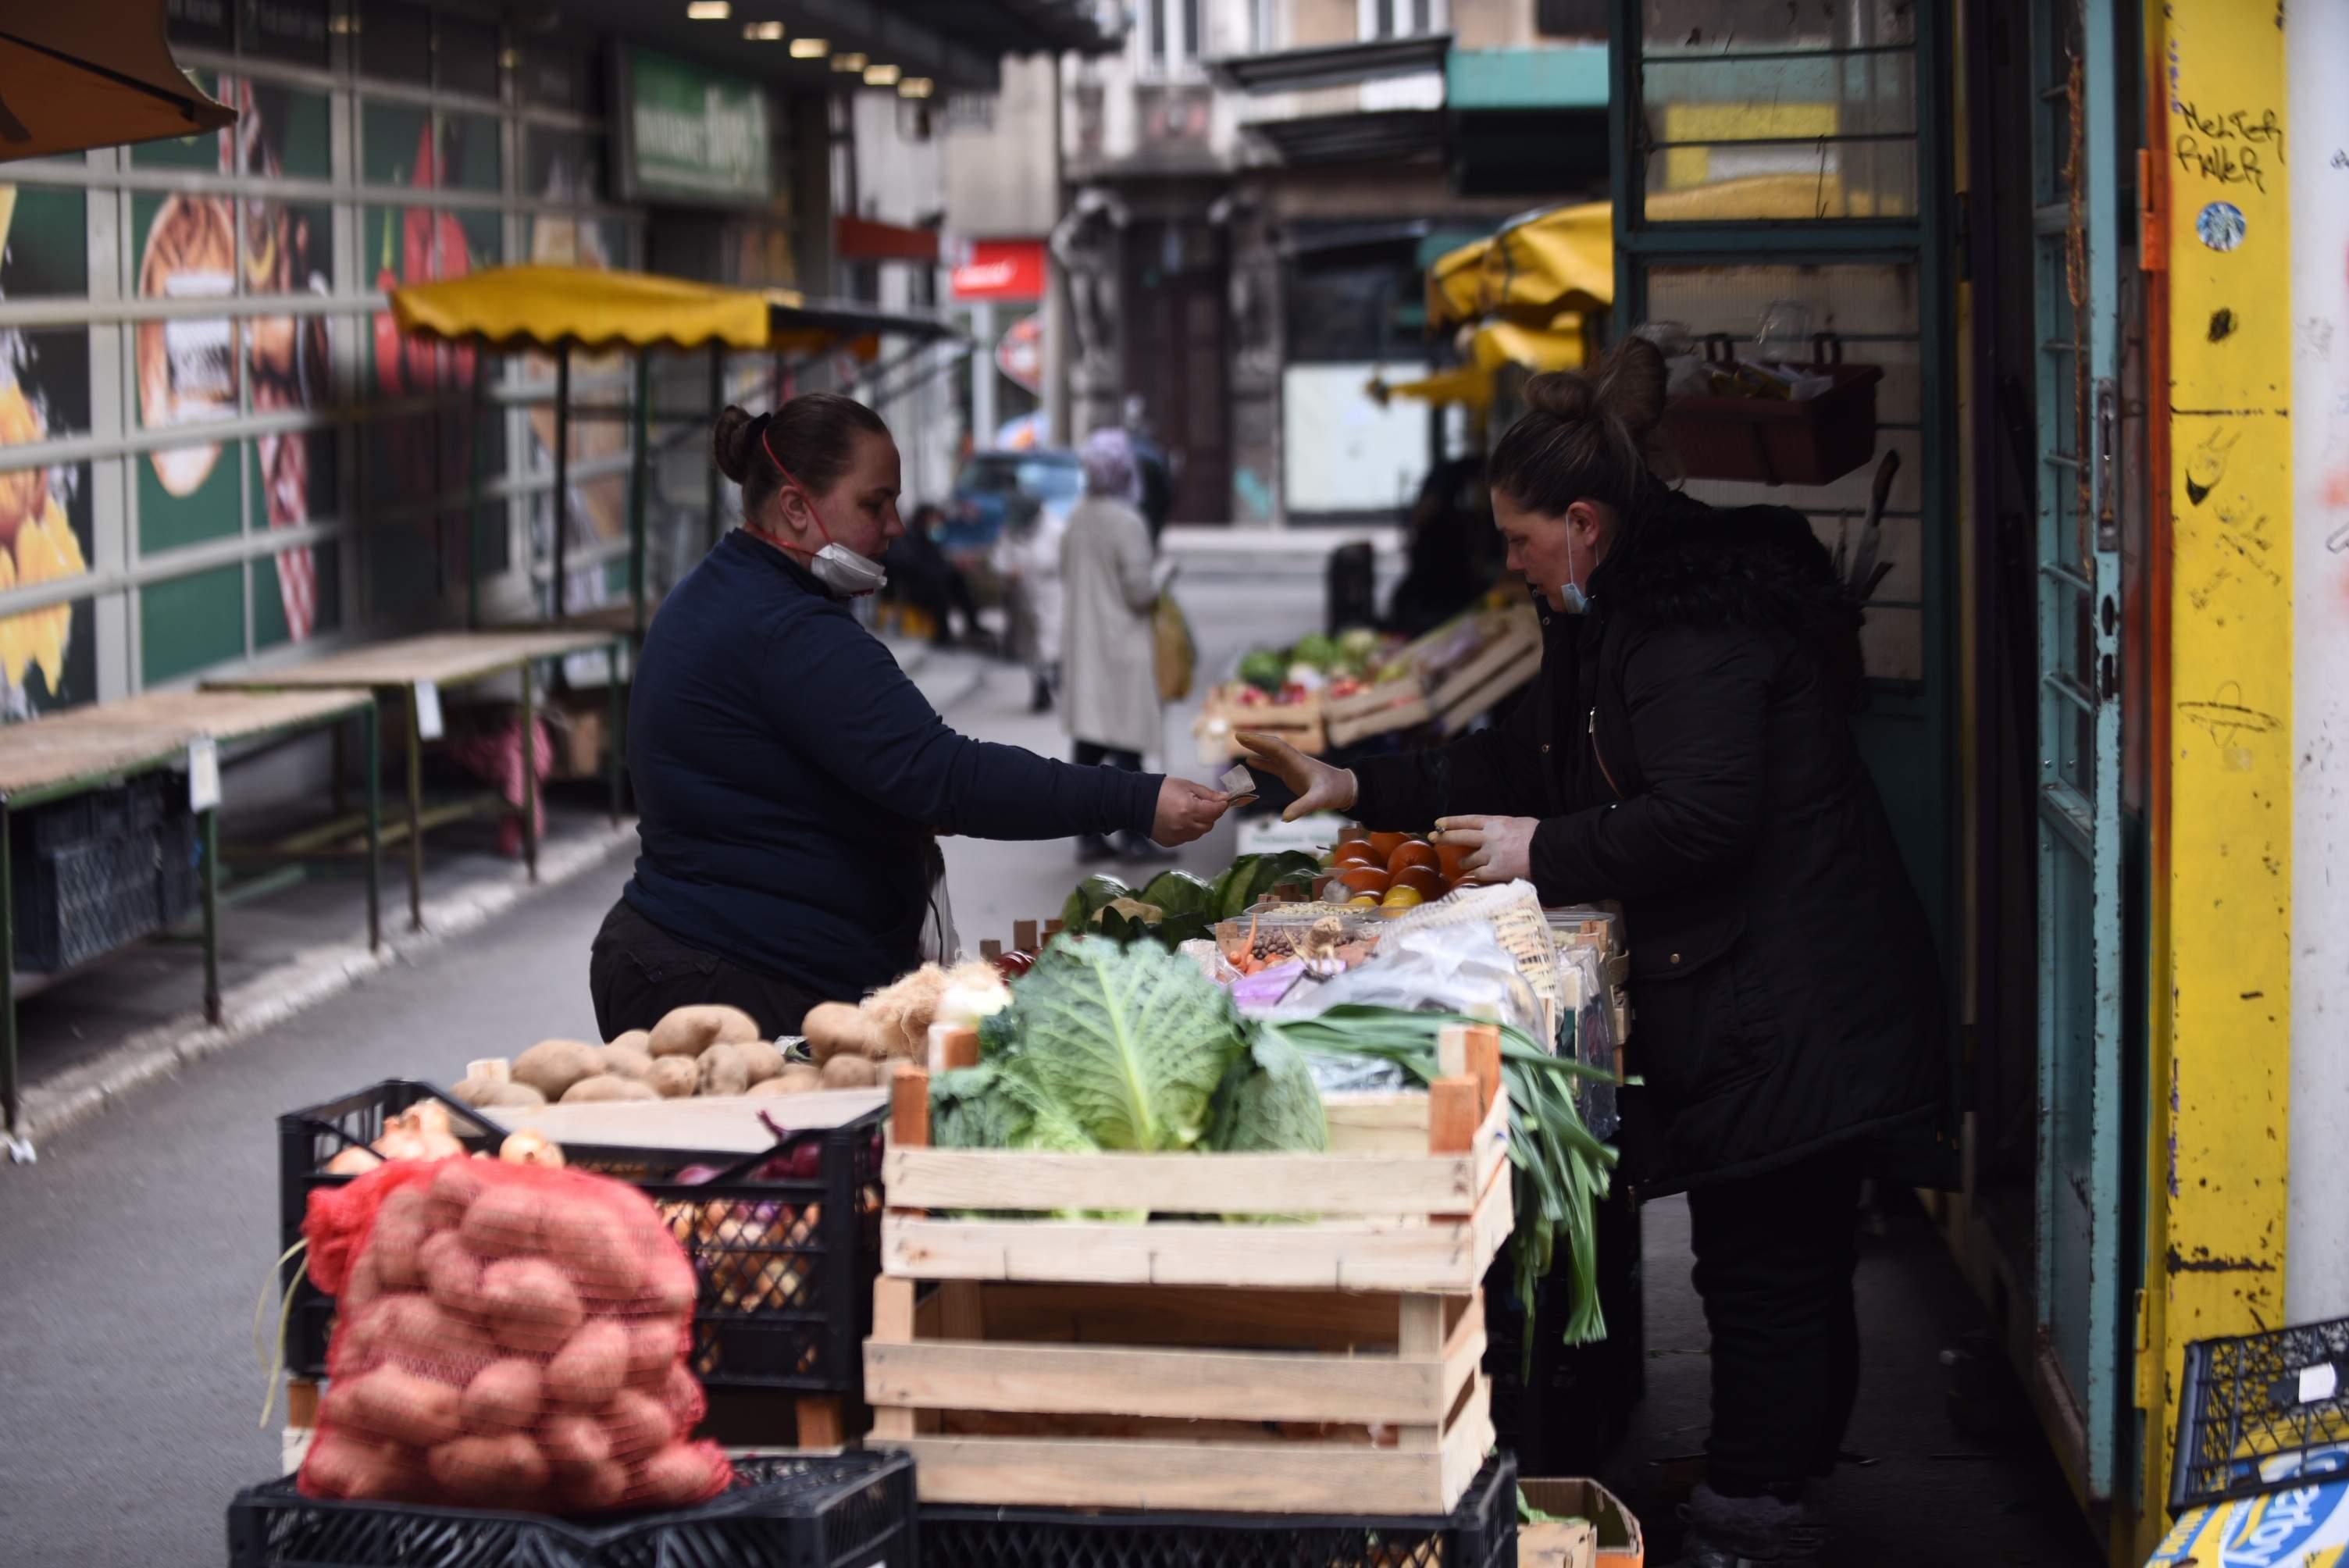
[1153,591,1196,703]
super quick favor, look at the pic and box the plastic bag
[298,1158,733,1515]
[1282,921,1548,1041]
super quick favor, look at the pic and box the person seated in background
[1385,456,1505,637]
[882,503,981,647]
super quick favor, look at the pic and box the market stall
[244,833,1645,1565]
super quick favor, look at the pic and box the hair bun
[712,404,761,485]
[1521,370,1595,422]
[1592,336,1668,441]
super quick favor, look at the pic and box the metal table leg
[364,699,382,953]
[607,639,624,825]
[520,659,540,882]
[201,805,221,1025]
[406,686,425,932]
[1,806,23,1162]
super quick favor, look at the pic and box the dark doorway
[1122,219,1231,524]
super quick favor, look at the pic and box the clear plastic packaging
[1213,904,1385,975]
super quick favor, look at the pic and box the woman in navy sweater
[589,394,1230,1038]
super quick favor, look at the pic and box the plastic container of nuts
[1213,904,1386,976]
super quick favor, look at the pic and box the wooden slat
[205,629,611,690]
[974,1282,1406,1352]
[1395,1295,1447,1451]
[888,1434,1463,1514]
[494,1089,885,1153]
[864,1338,1447,1426]
[870,1277,918,1441]
[85,687,372,741]
[1439,1374,1497,1511]
[882,1145,1479,1217]
[0,724,184,795]
[884,1204,1499,1292]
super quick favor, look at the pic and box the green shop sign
[615,48,773,205]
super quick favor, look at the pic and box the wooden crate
[1426,608,1544,734]
[1192,685,1324,765]
[867,1032,1510,1515]
[1324,673,1432,748]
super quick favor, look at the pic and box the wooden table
[0,686,380,1153]
[207,629,625,934]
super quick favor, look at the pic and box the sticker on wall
[2197,201,2247,253]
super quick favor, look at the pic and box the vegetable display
[298,1157,732,1513]
[1060,852,1321,950]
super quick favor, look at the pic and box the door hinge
[2138,149,2166,273]
[2095,378,2120,554]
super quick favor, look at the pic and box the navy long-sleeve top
[622,531,1160,1000]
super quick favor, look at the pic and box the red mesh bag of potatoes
[297,1156,733,1514]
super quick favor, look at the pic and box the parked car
[938,449,1084,570]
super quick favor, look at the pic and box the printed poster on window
[0,184,97,714]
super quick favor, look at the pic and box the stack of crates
[10,774,201,973]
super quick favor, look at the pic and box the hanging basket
[1660,334,1884,487]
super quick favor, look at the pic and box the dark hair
[712,393,890,522]
[1488,337,1670,522]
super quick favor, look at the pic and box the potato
[734,1039,786,1086]
[562,1074,659,1104]
[419,1231,485,1318]
[661,1360,708,1434]
[427,1433,550,1503]
[343,1249,386,1312]
[303,1431,419,1501]
[801,1002,882,1064]
[541,1413,613,1471]
[646,1249,699,1319]
[460,1358,544,1433]
[821,1054,881,1089]
[369,1186,434,1291]
[481,1256,584,1353]
[623,1316,687,1383]
[636,1442,726,1508]
[512,1039,604,1101]
[452,1076,547,1110]
[601,1388,679,1461]
[560,1457,630,1513]
[326,1365,462,1449]
[648,1005,761,1059]
[547,1319,630,1408]
[696,1043,751,1098]
[597,1042,655,1082]
[367,1292,493,1375]
[426,1160,491,1230]
[460,1184,545,1258]
[543,1202,647,1301]
[646,1057,699,1099]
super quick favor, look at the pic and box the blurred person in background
[993,483,1069,714]
[1060,426,1172,864]
[1385,455,1504,637]
[1123,394,1175,543]
[881,502,981,648]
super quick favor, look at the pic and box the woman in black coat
[1239,339,1944,1567]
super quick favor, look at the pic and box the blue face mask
[1557,529,1592,615]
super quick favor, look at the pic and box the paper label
[414,680,445,741]
[187,737,220,812]
[2302,1362,2341,1406]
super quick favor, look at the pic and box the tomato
[1365,832,1408,861]
[1387,840,1440,875]
[1435,839,1470,880]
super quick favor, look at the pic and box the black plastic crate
[278,1080,885,1398]
[10,828,167,973]
[2172,1316,2349,1513]
[919,1453,1517,1568]
[227,1451,917,1568]
[157,811,201,924]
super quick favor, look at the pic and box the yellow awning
[390,265,772,352]
[1427,176,1857,330]
[0,5,236,163]
[1370,315,1588,410]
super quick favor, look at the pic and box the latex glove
[1235,732,1359,822]
[1434,814,1538,886]
[1151,778,1231,846]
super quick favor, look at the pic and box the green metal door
[2029,0,2126,1500]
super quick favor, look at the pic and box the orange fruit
[1331,840,1381,869]
[1391,865,1445,900]
[1387,840,1440,875]
[1434,839,1470,880]
[1365,832,1408,861]
[1381,885,1424,910]
[1335,865,1390,898]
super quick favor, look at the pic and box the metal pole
[607,639,625,826]
[405,686,425,932]
[707,344,725,551]
[363,699,381,953]
[519,658,540,883]
[466,363,486,630]
[551,347,572,623]
[1,804,16,1149]
[201,805,221,1025]
[629,355,651,643]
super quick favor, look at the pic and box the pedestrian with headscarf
[1060,428,1170,864]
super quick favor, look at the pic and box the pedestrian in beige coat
[1061,428,1168,864]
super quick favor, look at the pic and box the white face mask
[1557,528,1592,615]
[807,541,888,597]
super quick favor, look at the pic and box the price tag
[187,737,221,812]
[413,680,445,741]
[2300,1362,2340,1406]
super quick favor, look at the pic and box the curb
[10,821,636,1158]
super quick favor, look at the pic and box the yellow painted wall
[2134,1,2293,1562]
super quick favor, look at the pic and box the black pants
[1684,1152,1863,1498]
[588,899,829,1041]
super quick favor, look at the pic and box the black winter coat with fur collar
[1351,490,1947,1192]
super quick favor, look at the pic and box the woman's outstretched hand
[1434,814,1539,886]
[1152,778,1231,846]
[1234,732,1359,822]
